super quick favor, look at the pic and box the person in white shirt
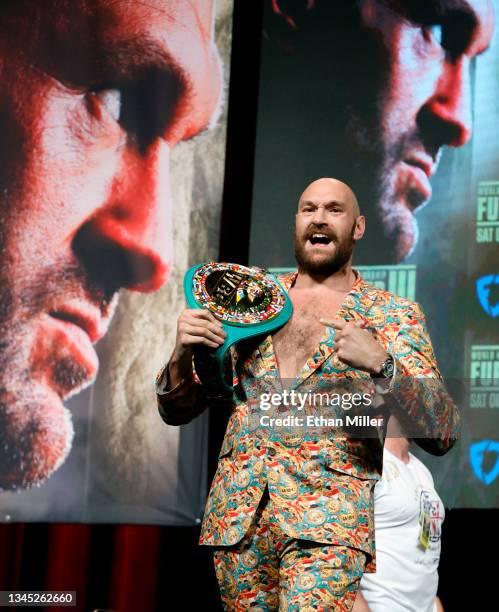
[354,417,446,612]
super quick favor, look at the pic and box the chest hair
[272,290,346,379]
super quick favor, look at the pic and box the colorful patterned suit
[157,270,459,610]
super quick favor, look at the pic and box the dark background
[0,2,495,610]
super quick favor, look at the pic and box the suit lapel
[256,271,297,377]
[254,270,380,389]
[294,272,379,388]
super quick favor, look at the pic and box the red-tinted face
[357,0,495,260]
[0,0,222,489]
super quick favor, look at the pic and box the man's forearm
[156,359,208,426]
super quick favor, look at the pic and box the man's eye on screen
[93,88,122,122]
[85,84,155,151]
[422,23,443,46]
[65,57,187,151]
[85,86,123,131]
[118,72,182,151]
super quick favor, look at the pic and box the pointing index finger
[319,318,346,329]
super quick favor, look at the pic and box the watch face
[382,358,395,378]
[192,262,287,325]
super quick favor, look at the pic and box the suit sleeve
[156,349,235,426]
[387,302,460,455]
[155,361,211,426]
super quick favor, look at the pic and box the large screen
[251,0,499,507]
[0,0,233,524]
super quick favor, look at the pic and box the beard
[0,257,117,490]
[294,221,357,276]
[0,318,75,490]
[0,381,74,491]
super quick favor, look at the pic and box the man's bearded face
[294,219,357,276]
[348,0,493,262]
[293,179,361,276]
[279,0,494,262]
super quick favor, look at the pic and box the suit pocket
[320,448,380,481]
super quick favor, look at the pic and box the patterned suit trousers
[213,486,367,612]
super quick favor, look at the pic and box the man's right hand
[168,308,227,388]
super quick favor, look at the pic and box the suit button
[267,447,276,457]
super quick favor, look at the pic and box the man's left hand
[320,318,388,374]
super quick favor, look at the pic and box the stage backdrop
[251,0,499,508]
[0,0,233,524]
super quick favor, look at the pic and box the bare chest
[272,292,345,379]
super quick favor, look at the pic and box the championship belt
[184,262,293,394]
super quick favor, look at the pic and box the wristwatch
[373,354,395,379]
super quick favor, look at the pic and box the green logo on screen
[476,181,499,244]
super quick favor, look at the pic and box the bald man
[156,178,459,611]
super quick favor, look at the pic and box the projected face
[271,0,495,262]
[0,0,222,490]
[356,0,495,261]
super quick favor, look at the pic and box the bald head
[294,177,365,276]
[299,178,360,217]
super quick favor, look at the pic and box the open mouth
[308,233,333,246]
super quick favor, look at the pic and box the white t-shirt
[360,448,444,612]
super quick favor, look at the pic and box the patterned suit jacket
[156,271,459,572]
